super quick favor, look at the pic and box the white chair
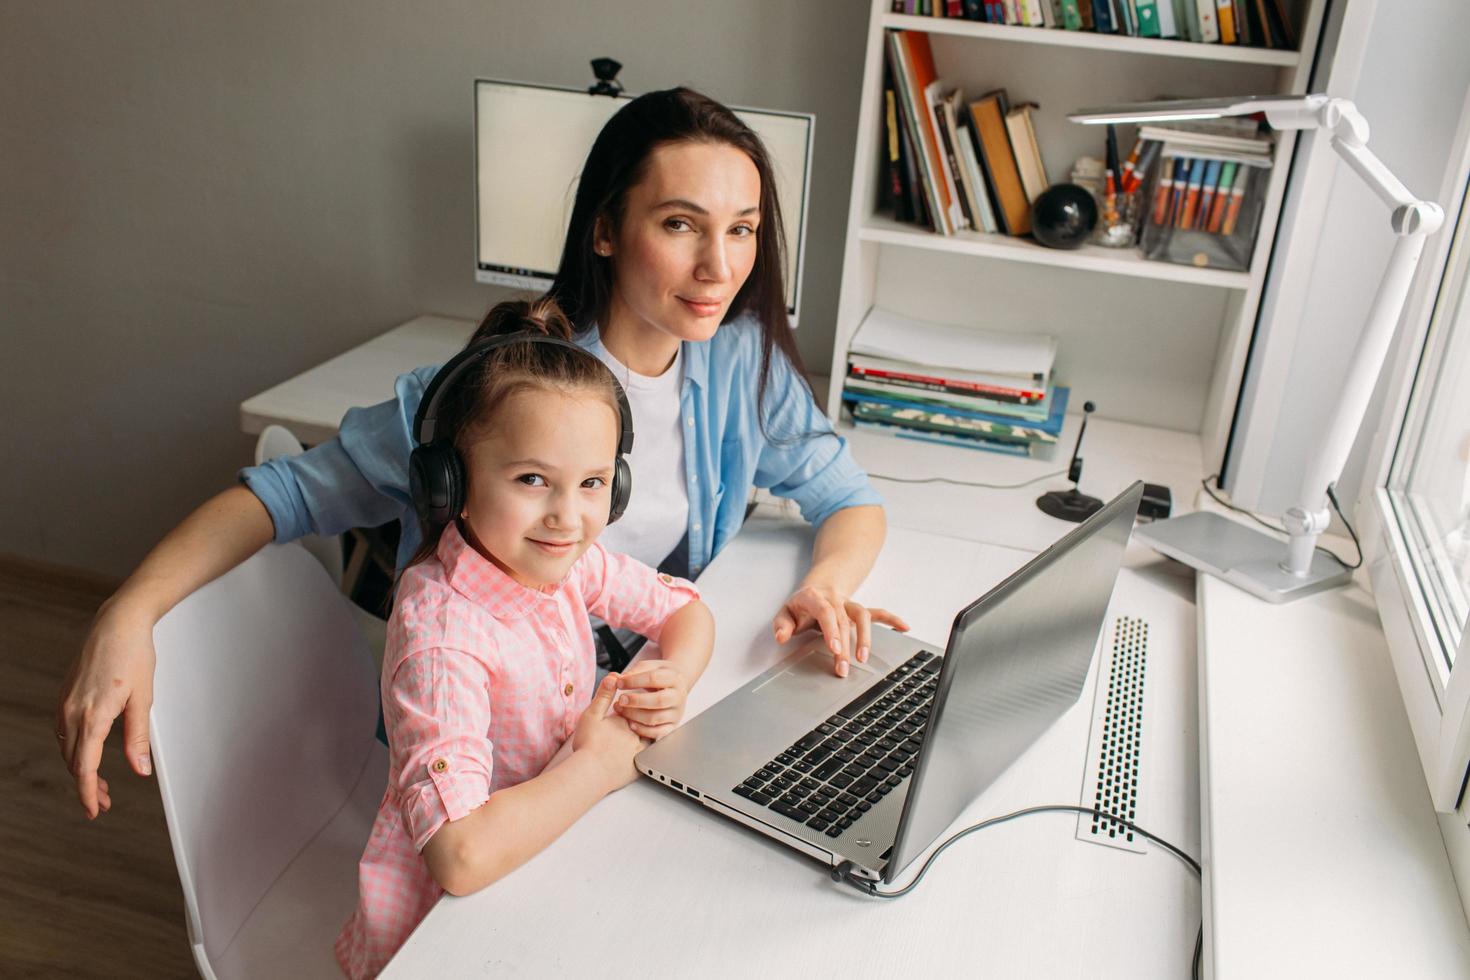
[151,543,388,979]
[253,424,388,670]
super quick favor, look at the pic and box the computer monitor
[474,79,814,321]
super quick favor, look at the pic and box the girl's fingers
[617,664,678,692]
[619,705,680,726]
[772,607,796,644]
[630,721,675,740]
[617,687,677,711]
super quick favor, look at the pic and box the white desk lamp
[1069,95,1444,603]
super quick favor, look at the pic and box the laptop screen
[885,483,1143,881]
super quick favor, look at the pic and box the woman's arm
[58,485,276,818]
[772,504,910,677]
[422,674,640,896]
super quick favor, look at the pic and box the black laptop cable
[830,803,1204,979]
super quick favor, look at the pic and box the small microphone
[1037,401,1105,523]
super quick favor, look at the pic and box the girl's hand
[56,599,158,819]
[614,661,690,740]
[572,674,645,790]
[772,586,910,678]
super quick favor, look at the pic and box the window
[1368,95,1470,811]
[1386,171,1470,676]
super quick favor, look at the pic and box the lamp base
[1135,511,1351,604]
[1037,488,1105,523]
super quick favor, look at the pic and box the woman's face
[598,140,762,345]
[459,387,619,589]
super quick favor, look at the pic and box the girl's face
[459,387,620,589]
[598,140,762,346]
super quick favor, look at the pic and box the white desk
[238,315,475,444]
[383,516,1202,978]
[239,316,1470,974]
[1198,572,1470,977]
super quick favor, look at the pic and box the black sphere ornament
[1030,183,1099,250]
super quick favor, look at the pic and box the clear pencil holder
[1137,154,1268,272]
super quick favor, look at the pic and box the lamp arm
[1280,123,1445,576]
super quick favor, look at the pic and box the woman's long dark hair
[546,86,813,437]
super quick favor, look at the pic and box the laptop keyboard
[731,650,941,839]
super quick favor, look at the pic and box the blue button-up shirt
[241,315,881,579]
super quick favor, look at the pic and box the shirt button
[693,523,702,532]
[564,682,574,697]
[431,758,448,774]
[686,415,695,427]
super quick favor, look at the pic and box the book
[888,31,954,234]
[849,306,1056,380]
[1060,0,1084,29]
[1091,0,1115,32]
[882,87,909,221]
[1004,103,1050,205]
[1135,0,1161,36]
[1195,0,1219,41]
[1139,119,1271,155]
[844,386,1070,440]
[851,417,1035,457]
[844,372,1055,420]
[1215,0,1236,43]
[967,91,1032,236]
[849,357,1045,402]
[930,89,972,230]
[955,116,999,233]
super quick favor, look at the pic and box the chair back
[252,425,344,582]
[151,544,380,973]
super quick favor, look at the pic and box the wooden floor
[0,569,194,978]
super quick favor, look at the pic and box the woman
[56,87,905,819]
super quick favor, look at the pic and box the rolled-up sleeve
[386,647,495,852]
[578,544,699,643]
[754,350,883,528]
[238,366,432,544]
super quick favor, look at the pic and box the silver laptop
[637,482,1143,883]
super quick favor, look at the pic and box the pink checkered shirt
[334,522,698,978]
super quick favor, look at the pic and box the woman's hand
[573,673,646,790]
[614,661,691,740]
[56,598,159,819]
[772,585,910,677]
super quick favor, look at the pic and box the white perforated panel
[1078,615,1149,854]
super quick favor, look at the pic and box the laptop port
[670,780,684,791]
[685,787,700,799]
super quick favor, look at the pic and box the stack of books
[891,1,1297,50]
[884,31,1047,238]
[841,307,1069,457]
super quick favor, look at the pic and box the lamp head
[1069,94,1330,130]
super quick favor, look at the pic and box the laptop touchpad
[755,649,881,711]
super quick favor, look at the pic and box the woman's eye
[581,477,607,490]
[664,218,692,232]
[731,223,756,237]
[517,474,547,487]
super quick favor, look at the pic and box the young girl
[334,299,714,978]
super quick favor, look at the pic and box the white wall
[0,1,867,578]
[1226,0,1470,519]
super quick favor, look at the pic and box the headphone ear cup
[608,455,632,524]
[409,444,465,527]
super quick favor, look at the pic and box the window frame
[1359,85,1470,812]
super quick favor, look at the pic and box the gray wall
[0,1,867,578]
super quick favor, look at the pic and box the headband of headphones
[412,331,635,455]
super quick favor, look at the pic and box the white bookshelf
[827,0,1328,474]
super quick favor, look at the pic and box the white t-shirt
[587,339,689,571]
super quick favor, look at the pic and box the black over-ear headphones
[409,332,634,528]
